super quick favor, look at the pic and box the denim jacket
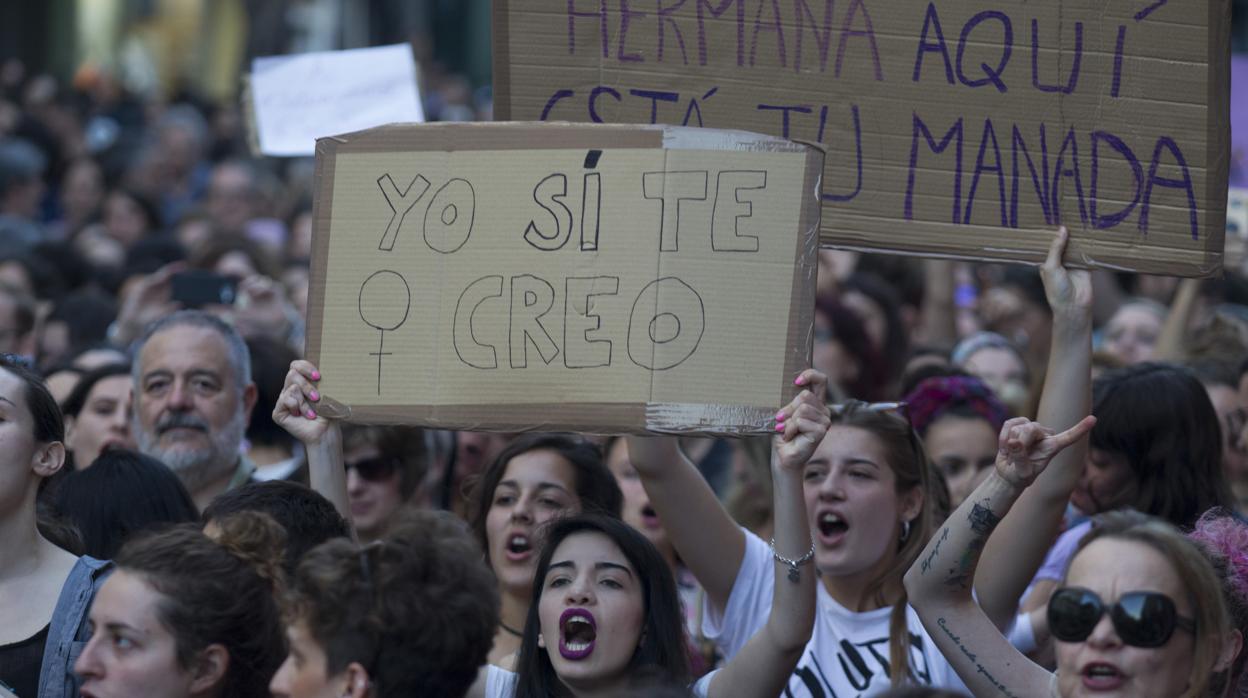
[36,556,112,698]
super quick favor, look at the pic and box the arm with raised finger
[905,416,1095,698]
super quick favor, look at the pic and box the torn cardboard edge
[306,121,824,435]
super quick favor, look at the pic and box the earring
[900,519,911,543]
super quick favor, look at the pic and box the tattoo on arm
[935,617,1021,698]
[920,527,949,575]
[943,500,1003,591]
[968,501,1003,536]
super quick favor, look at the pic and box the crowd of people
[2,49,1248,698]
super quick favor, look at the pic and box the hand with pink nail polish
[774,369,831,472]
[273,359,334,446]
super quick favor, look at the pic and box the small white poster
[251,44,424,157]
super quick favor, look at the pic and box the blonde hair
[1072,511,1231,698]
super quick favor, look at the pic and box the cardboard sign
[250,44,424,157]
[305,122,823,435]
[494,1,1230,277]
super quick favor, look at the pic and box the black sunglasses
[345,456,400,482]
[1047,587,1195,648]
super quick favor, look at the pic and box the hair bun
[212,511,288,593]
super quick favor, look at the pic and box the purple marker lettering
[696,0,744,67]
[822,104,864,203]
[1010,124,1053,227]
[567,0,609,57]
[1140,136,1198,239]
[1030,19,1083,94]
[657,0,691,64]
[617,0,647,62]
[794,0,835,73]
[836,0,884,80]
[965,118,1008,226]
[906,113,964,223]
[1089,131,1143,229]
[913,3,955,84]
[749,0,787,68]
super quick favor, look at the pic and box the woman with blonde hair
[905,416,1237,698]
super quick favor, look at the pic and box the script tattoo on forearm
[936,618,1020,698]
[920,526,949,575]
[943,500,1002,590]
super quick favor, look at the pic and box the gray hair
[130,310,252,389]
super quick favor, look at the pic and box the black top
[0,624,50,698]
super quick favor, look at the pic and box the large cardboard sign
[495,0,1230,277]
[306,123,822,434]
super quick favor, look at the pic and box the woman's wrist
[985,467,1029,500]
[307,422,342,452]
[1052,310,1093,334]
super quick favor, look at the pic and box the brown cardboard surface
[307,122,823,434]
[494,0,1230,277]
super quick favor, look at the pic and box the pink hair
[1188,508,1248,697]
[1189,509,1248,609]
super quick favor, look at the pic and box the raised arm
[626,371,825,613]
[905,416,1095,697]
[707,370,827,698]
[974,227,1093,628]
[273,360,354,539]
[1153,277,1200,361]
[917,258,958,347]
[625,438,744,609]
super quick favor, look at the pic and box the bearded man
[132,310,258,510]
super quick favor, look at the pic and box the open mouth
[505,533,532,561]
[817,512,849,541]
[1082,662,1125,689]
[559,608,597,660]
[640,505,661,528]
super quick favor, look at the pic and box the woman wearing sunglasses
[905,415,1240,698]
[339,424,426,542]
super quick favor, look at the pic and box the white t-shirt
[484,665,716,697]
[702,530,968,697]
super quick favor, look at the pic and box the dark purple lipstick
[558,608,597,660]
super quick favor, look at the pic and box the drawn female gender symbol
[358,270,411,395]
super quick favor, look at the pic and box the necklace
[500,621,524,638]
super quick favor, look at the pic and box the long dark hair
[1090,363,1233,527]
[468,433,622,559]
[513,514,690,697]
